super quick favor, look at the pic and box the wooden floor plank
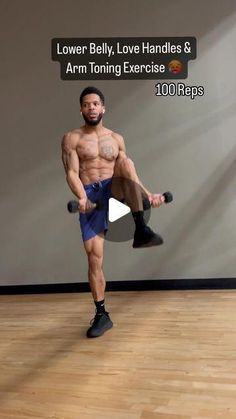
[0,290,236,418]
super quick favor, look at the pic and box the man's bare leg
[83,233,113,337]
[112,156,144,212]
[83,233,106,301]
[112,156,164,247]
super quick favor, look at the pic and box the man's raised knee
[114,156,134,177]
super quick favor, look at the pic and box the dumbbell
[67,199,103,213]
[143,191,173,210]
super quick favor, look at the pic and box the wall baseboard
[0,278,236,295]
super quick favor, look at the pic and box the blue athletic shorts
[79,178,113,242]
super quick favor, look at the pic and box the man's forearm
[138,178,151,198]
[66,172,87,200]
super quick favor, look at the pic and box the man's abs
[79,158,115,185]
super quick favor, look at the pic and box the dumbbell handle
[67,200,98,213]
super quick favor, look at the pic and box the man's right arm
[61,132,88,212]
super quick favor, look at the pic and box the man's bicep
[118,149,127,160]
[61,135,79,175]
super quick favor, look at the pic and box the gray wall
[0,0,235,285]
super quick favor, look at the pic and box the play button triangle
[108,198,131,222]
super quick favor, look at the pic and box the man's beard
[82,112,103,126]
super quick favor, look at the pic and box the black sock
[95,299,106,314]
[132,211,146,230]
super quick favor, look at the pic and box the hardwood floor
[0,290,236,418]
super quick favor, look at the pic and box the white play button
[108,198,131,222]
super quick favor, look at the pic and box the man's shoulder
[111,132,125,151]
[110,130,124,144]
[62,128,83,147]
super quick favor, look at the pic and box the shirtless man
[61,86,165,338]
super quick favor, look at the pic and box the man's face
[80,93,105,126]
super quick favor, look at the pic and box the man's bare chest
[77,136,119,161]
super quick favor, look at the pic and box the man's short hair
[80,86,105,105]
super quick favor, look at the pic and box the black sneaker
[132,225,164,248]
[86,311,113,338]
